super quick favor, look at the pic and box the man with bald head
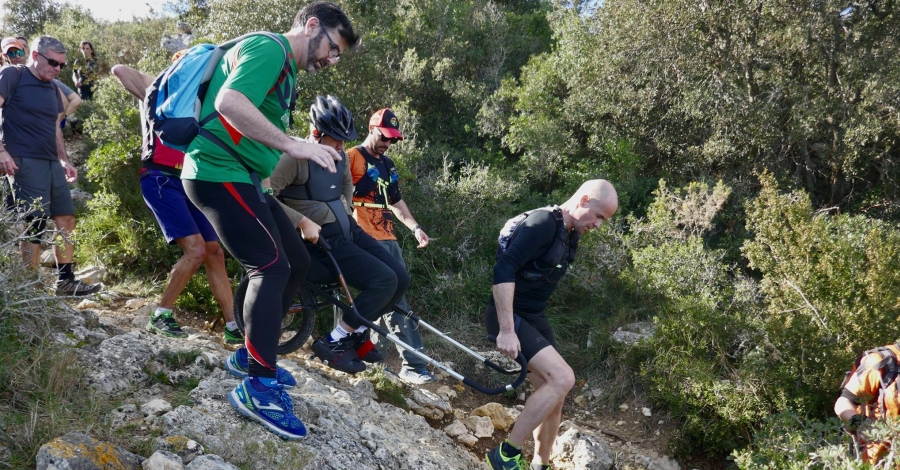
[485,179,618,470]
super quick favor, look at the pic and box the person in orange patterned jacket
[836,342,900,463]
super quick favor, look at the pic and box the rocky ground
[31,282,686,470]
[36,137,690,469]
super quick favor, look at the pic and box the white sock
[328,324,352,342]
[225,321,238,331]
[153,307,172,317]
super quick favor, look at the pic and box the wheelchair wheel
[233,276,318,355]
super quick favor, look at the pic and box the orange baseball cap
[1,37,24,53]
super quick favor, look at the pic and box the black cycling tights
[185,180,309,378]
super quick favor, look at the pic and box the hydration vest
[352,145,399,209]
[497,206,579,283]
[278,151,350,240]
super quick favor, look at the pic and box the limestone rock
[405,387,452,420]
[126,298,147,309]
[350,377,377,399]
[77,299,101,309]
[550,427,614,470]
[575,395,586,407]
[471,402,517,432]
[435,385,457,401]
[40,249,56,266]
[444,420,469,438]
[611,322,656,345]
[70,188,93,208]
[75,265,105,284]
[622,449,681,470]
[142,398,173,417]
[155,436,204,464]
[35,432,143,470]
[142,450,183,470]
[462,415,494,438]
[161,34,194,55]
[457,434,479,447]
[185,454,239,470]
[109,403,141,429]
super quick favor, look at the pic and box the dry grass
[0,194,115,468]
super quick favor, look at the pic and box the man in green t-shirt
[181,1,360,441]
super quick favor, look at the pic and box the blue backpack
[145,32,294,200]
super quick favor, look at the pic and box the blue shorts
[140,169,218,244]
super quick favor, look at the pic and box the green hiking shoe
[485,444,528,470]
[223,325,244,345]
[146,310,187,338]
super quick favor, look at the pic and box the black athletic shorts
[484,300,557,361]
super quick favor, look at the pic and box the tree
[2,0,60,39]
[491,0,900,216]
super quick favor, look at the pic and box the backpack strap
[197,31,293,127]
[0,65,25,107]
[196,32,293,203]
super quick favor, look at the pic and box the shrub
[619,180,770,457]
[743,172,900,412]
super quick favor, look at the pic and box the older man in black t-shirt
[0,35,99,295]
[484,179,618,470]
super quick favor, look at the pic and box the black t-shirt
[0,65,64,160]
[492,209,570,315]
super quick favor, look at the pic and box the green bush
[624,175,900,458]
[730,411,886,469]
[743,172,900,412]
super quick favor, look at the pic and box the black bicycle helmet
[309,95,358,142]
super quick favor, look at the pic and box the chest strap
[353,201,391,209]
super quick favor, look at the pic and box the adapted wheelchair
[232,239,529,395]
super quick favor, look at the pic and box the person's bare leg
[528,372,566,464]
[507,347,575,450]
[51,215,75,264]
[20,241,40,270]
[159,234,206,309]
[203,240,235,322]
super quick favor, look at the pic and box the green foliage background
[5,0,900,464]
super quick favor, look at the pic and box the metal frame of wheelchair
[233,241,528,395]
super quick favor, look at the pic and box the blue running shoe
[228,377,307,440]
[224,347,297,389]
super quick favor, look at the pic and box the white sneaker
[398,367,437,384]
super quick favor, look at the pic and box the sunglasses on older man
[5,49,24,58]
[37,52,65,68]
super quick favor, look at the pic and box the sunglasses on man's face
[378,133,400,144]
[37,52,65,69]
[5,49,24,58]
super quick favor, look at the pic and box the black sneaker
[311,337,366,374]
[349,330,384,363]
[55,278,101,296]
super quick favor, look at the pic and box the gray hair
[33,36,66,55]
